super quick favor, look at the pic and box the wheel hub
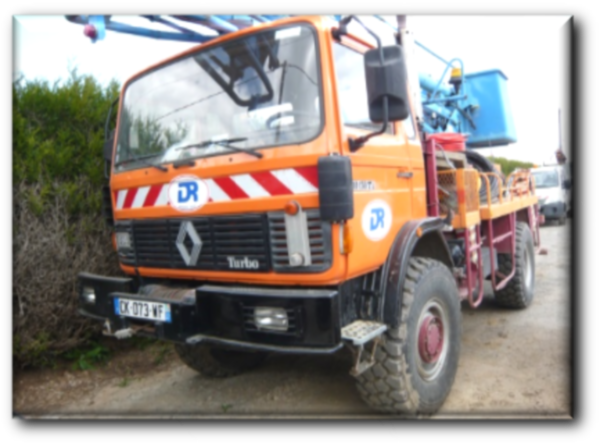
[416,298,450,382]
[418,314,444,363]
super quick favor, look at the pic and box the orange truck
[77,15,542,414]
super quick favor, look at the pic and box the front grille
[117,210,332,273]
[120,214,271,272]
[268,210,332,273]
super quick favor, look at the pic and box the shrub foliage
[487,156,535,176]
[13,71,122,367]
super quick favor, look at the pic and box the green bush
[63,340,111,371]
[487,156,535,176]
[13,69,120,190]
[13,71,122,367]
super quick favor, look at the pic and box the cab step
[341,320,387,346]
[342,320,388,377]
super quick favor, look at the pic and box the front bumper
[78,272,343,354]
[540,202,566,220]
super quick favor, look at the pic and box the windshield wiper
[115,153,168,172]
[176,137,262,159]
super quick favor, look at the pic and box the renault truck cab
[531,165,570,224]
[76,14,542,416]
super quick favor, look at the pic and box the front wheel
[355,257,461,415]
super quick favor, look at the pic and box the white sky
[13,15,570,165]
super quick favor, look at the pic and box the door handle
[397,171,413,179]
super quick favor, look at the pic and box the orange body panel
[110,16,426,287]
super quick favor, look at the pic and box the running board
[342,320,388,377]
[341,320,387,346]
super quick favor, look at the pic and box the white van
[531,165,571,225]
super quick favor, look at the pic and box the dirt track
[14,222,571,419]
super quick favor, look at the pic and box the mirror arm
[340,15,391,152]
[349,97,389,152]
[332,15,352,40]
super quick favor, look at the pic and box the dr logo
[362,199,392,241]
[370,208,385,230]
[168,175,209,212]
[178,181,199,203]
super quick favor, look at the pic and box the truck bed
[479,194,537,220]
[438,168,538,228]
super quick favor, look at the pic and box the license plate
[114,298,171,323]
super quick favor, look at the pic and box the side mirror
[103,130,115,161]
[364,45,409,122]
[563,179,571,190]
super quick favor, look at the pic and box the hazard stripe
[143,184,163,207]
[250,171,292,196]
[154,184,170,206]
[122,189,137,209]
[271,168,318,194]
[294,166,319,188]
[116,189,128,210]
[230,174,270,198]
[132,186,150,208]
[112,167,320,209]
[213,176,248,200]
[205,179,231,202]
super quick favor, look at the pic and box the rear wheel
[494,222,535,308]
[174,343,268,378]
[355,257,461,414]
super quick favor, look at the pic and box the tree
[486,156,534,176]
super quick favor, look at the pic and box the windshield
[114,24,322,171]
[532,170,559,189]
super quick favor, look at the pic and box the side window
[333,43,394,135]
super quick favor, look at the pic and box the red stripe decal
[250,171,292,196]
[294,166,319,188]
[213,177,248,200]
[122,188,137,209]
[143,185,162,207]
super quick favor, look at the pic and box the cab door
[329,37,426,278]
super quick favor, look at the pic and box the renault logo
[176,221,202,266]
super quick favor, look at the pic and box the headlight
[82,286,96,305]
[254,307,288,332]
[114,222,135,264]
[116,232,132,250]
